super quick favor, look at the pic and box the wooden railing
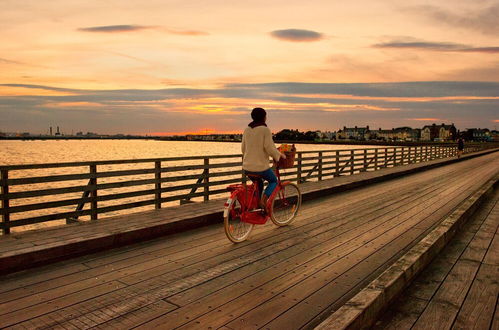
[0,144,493,234]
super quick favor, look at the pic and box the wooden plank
[412,259,481,330]
[404,257,458,301]
[0,263,90,297]
[14,288,178,329]
[372,296,428,330]
[0,281,127,328]
[453,263,498,329]
[92,300,177,329]
[483,232,499,266]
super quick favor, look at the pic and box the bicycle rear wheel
[224,196,254,243]
[270,182,301,226]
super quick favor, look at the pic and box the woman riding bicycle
[242,107,286,209]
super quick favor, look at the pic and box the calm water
[0,140,379,232]
[0,139,373,165]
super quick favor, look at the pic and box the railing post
[203,158,209,201]
[318,152,323,181]
[335,151,340,177]
[363,149,367,171]
[385,148,388,167]
[297,152,303,183]
[1,169,10,235]
[350,150,355,175]
[90,164,97,221]
[374,148,378,170]
[155,161,161,209]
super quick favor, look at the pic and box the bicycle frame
[224,166,290,225]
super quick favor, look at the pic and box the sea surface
[0,139,374,165]
[0,140,380,232]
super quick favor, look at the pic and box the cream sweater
[241,126,282,172]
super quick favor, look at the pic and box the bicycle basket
[277,145,296,169]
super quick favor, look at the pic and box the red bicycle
[223,164,302,243]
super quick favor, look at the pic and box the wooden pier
[0,149,497,329]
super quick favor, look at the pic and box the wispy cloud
[0,57,52,68]
[406,4,499,35]
[460,47,499,53]
[0,57,25,65]
[374,39,499,53]
[78,25,153,33]
[270,29,324,42]
[374,40,467,51]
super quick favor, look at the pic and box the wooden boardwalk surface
[0,152,497,329]
[374,183,499,330]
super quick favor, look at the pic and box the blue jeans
[245,168,278,198]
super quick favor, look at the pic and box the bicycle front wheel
[224,196,254,243]
[270,182,301,226]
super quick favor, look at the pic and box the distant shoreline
[0,136,487,147]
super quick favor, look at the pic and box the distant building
[421,123,455,141]
[338,126,370,140]
[491,130,499,142]
[438,124,457,141]
[375,128,394,141]
[421,124,439,141]
[319,131,335,140]
[465,128,491,142]
[375,127,420,141]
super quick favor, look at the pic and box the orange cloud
[43,101,103,108]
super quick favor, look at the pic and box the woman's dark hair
[251,107,266,122]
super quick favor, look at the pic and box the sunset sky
[1,0,498,135]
